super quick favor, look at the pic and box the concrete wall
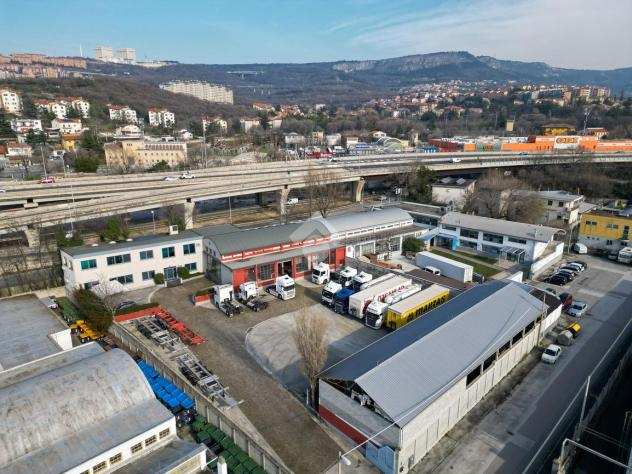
[529,242,564,278]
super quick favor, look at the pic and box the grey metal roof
[204,220,330,255]
[114,439,207,474]
[61,230,203,258]
[316,207,413,235]
[0,348,172,472]
[519,189,584,202]
[396,201,446,218]
[223,241,333,270]
[0,295,68,371]
[319,280,547,426]
[440,212,562,243]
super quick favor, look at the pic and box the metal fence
[110,323,292,474]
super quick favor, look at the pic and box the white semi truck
[321,281,342,306]
[338,266,358,288]
[364,284,421,329]
[311,262,331,284]
[352,271,373,290]
[348,274,412,319]
[266,275,296,300]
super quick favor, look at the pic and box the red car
[39,176,55,184]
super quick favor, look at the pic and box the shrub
[72,288,113,333]
[153,273,165,284]
[177,266,190,279]
[402,237,422,254]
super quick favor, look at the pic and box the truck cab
[352,271,373,291]
[213,284,234,306]
[365,300,389,329]
[333,288,355,314]
[322,281,342,306]
[238,281,258,301]
[338,266,358,288]
[311,262,331,285]
[275,275,296,300]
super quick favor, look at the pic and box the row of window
[80,244,197,271]
[108,263,198,285]
[465,315,541,387]
[79,428,170,474]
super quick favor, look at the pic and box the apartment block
[34,99,67,119]
[159,81,233,104]
[0,88,22,114]
[108,104,138,123]
[148,108,175,127]
[51,118,83,135]
[10,118,42,134]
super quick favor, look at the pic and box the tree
[66,107,82,119]
[26,129,46,146]
[73,285,114,333]
[148,160,170,172]
[292,309,329,406]
[402,237,422,254]
[406,165,436,203]
[100,217,129,241]
[73,152,101,173]
[305,165,343,218]
[80,130,103,152]
[162,204,186,231]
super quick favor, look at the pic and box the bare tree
[305,164,343,218]
[292,309,329,406]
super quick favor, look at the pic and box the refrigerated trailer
[415,251,473,283]
[348,274,412,319]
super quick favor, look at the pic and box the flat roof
[396,202,445,218]
[61,230,202,258]
[320,281,549,426]
[316,208,413,235]
[114,439,206,474]
[0,295,67,371]
[519,189,583,202]
[441,212,562,243]
[388,284,449,315]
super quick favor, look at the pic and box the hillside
[0,77,252,128]
[82,51,632,105]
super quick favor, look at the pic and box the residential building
[578,209,632,251]
[51,118,83,135]
[116,48,137,62]
[114,124,143,139]
[239,117,260,132]
[94,45,114,61]
[160,81,233,104]
[10,118,42,134]
[518,190,584,226]
[6,142,32,161]
[60,229,204,292]
[61,133,82,152]
[431,178,476,209]
[104,138,187,169]
[318,280,561,474]
[202,116,227,133]
[268,116,283,129]
[108,104,138,123]
[0,294,207,474]
[148,108,175,127]
[284,132,305,145]
[0,88,22,114]
[435,212,563,269]
[65,96,90,118]
[34,99,67,119]
[252,101,275,112]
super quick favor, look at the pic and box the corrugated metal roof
[320,281,547,426]
[440,212,562,243]
[388,284,449,315]
[223,241,333,270]
[316,207,413,235]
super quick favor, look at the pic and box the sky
[2,0,631,69]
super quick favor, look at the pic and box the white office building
[60,230,204,293]
[160,81,234,104]
[0,88,22,114]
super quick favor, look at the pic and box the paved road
[494,268,632,472]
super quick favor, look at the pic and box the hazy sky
[2,0,631,69]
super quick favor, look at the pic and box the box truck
[415,251,473,282]
[348,274,412,319]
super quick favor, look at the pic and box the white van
[422,265,441,276]
[572,243,588,254]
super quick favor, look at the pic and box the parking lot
[150,278,341,474]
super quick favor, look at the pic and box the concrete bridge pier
[352,178,365,202]
[278,187,290,217]
[183,201,195,230]
[24,227,40,247]
[256,192,266,206]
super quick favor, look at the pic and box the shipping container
[385,284,450,330]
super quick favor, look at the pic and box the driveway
[151,278,340,474]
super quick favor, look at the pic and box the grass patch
[453,250,498,264]
[430,249,500,278]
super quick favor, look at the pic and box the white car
[564,262,584,273]
[0,189,5,193]
[163,176,178,181]
[180,172,195,180]
[451,157,462,163]
[568,301,588,318]
[541,344,562,364]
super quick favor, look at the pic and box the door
[164,266,177,280]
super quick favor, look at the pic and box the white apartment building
[518,190,584,226]
[108,104,138,123]
[148,108,175,127]
[202,116,227,132]
[51,118,83,135]
[34,99,67,119]
[94,45,114,61]
[65,97,90,118]
[60,229,204,293]
[117,48,137,62]
[240,117,260,132]
[10,118,42,134]
[431,178,476,209]
[0,88,22,114]
[6,142,33,160]
[160,81,234,104]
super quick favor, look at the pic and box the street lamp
[151,210,155,233]
[338,452,352,474]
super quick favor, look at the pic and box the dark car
[545,274,569,286]
[559,292,573,310]
[555,270,576,281]
[115,300,136,311]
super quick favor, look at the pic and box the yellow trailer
[385,284,449,330]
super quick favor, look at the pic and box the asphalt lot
[426,255,632,473]
[151,278,340,474]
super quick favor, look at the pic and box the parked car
[556,269,576,281]
[422,265,441,276]
[41,296,58,309]
[564,262,585,273]
[115,300,136,312]
[568,301,588,318]
[545,273,570,285]
[542,344,562,364]
[572,243,588,254]
[180,172,195,179]
[568,260,588,271]
[566,322,582,338]
[163,176,178,181]
[40,176,55,184]
[559,292,573,310]
[607,252,619,261]
[559,266,580,276]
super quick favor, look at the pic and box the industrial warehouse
[317,280,562,473]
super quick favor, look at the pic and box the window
[183,243,196,254]
[525,321,535,334]
[145,435,157,446]
[159,428,171,439]
[80,259,97,270]
[162,246,175,258]
[295,256,309,273]
[92,461,107,473]
[109,453,122,464]
[606,223,619,230]
[547,200,553,206]
[184,262,197,272]
[460,228,479,239]
[508,237,527,244]
[606,240,614,245]
[140,250,154,260]
[142,270,155,281]
[443,225,457,231]
[498,341,511,356]
[258,263,273,280]
[466,365,482,386]
[111,274,133,284]
[558,201,564,207]
[483,353,496,371]
[512,330,523,344]
[131,442,143,454]
[483,232,504,244]
[107,253,131,265]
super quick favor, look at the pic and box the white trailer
[365,284,421,329]
[348,274,412,319]
[415,251,473,283]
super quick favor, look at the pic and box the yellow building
[578,210,632,250]
[61,133,81,151]
[541,124,576,136]
[104,138,187,169]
